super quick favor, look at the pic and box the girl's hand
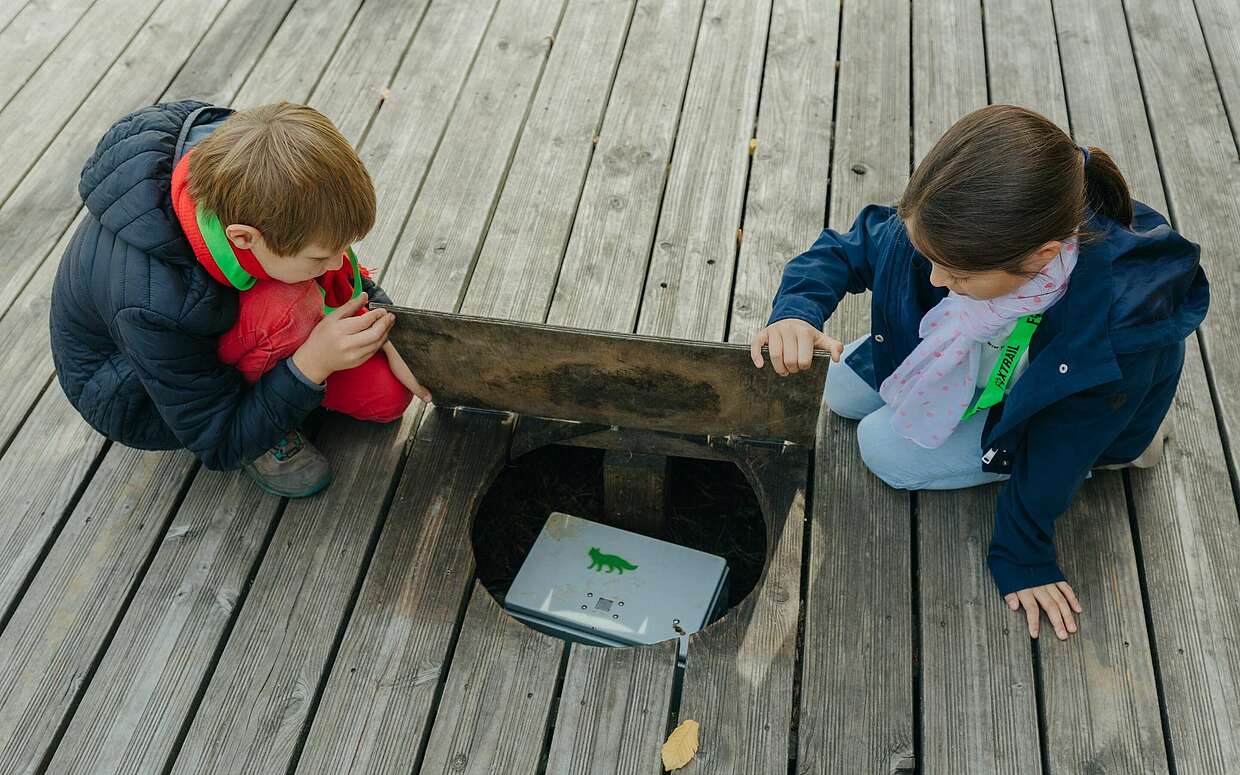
[292,293,394,384]
[1004,581,1082,640]
[750,319,844,375]
[382,341,432,403]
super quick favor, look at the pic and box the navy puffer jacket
[50,101,389,470]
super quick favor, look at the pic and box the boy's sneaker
[243,431,333,498]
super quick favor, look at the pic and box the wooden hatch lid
[379,306,829,446]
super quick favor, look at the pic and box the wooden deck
[1,0,1238,772]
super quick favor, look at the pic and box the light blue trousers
[827,337,1008,491]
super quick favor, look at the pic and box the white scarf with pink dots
[878,239,1078,449]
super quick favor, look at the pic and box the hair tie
[1078,145,1091,165]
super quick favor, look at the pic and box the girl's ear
[1026,240,1062,272]
[224,224,262,250]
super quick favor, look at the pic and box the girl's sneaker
[243,431,333,498]
[1099,413,1171,471]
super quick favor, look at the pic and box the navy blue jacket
[770,203,1208,595]
[50,101,390,470]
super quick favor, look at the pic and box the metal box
[502,512,729,659]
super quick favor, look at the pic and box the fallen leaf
[379,88,391,101]
[748,137,758,154]
[661,719,700,771]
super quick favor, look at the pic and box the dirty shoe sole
[243,467,334,499]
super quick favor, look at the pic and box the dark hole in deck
[472,444,766,638]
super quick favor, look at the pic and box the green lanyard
[319,246,364,315]
[961,314,1042,420]
[195,202,363,314]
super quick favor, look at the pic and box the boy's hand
[382,341,432,403]
[1004,581,1082,641]
[292,293,393,384]
[750,319,844,375]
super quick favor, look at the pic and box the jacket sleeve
[112,306,324,470]
[768,204,895,329]
[359,270,392,306]
[987,353,1158,596]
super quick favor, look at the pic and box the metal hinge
[716,434,802,451]
[451,405,516,421]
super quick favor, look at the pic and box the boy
[51,101,428,498]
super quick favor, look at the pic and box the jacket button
[1059,363,1069,374]
[874,334,885,343]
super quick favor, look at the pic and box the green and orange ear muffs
[195,203,363,314]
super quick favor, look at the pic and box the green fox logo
[587,547,638,574]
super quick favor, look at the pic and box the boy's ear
[224,224,262,250]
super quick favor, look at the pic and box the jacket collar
[988,233,1123,441]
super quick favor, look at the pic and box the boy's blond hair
[187,102,375,257]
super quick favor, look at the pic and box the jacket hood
[1093,200,1209,353]
[77,101,231,266]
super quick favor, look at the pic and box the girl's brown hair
[897,104,1133,273]
[188,102,375,257]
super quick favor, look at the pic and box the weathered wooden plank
[0,0,234,318]
[169,416,412,775]
[232,0,366,109]
[727,0,838,344]
[542,640,678,775]
[0,0,96,112]
[913,0,987,163]
[580,1,803,748]
[39,2,460,767]
[0,447,195,775]
[461,0,637,322]
[379,5,666,771]
[912,3,1041,772]
[918,488,1042,774]
[1127,362,1240,772]
[383,307,827,445]
[678,444,808,775]
[1122,3,1240,447]
[0,0,392,765]
[636,0,771,341]
[1192,0,1240,150]
[545,0,705,333]
[46,470,279,775]
[0,389,106,620]
[291,2,573,770]
[0,0,34,35]
[161,0,299,103]
[1039,475,1169,774]
[540,386,679,773]
[418,585,566,775]
[797,0,913,772]
[295,409,512,774]
[982,0,1068,129]
[1039,2,1178,771]
[348,0,499,282]
[1112,0,1240,767]
[375,0,565,310]
[1052,0,1164,209]
[0,0,164,209]
[0,0,286,385]
[0,210,81,450]
[308,0,433,144]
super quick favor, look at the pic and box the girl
[750,105,1208,641]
